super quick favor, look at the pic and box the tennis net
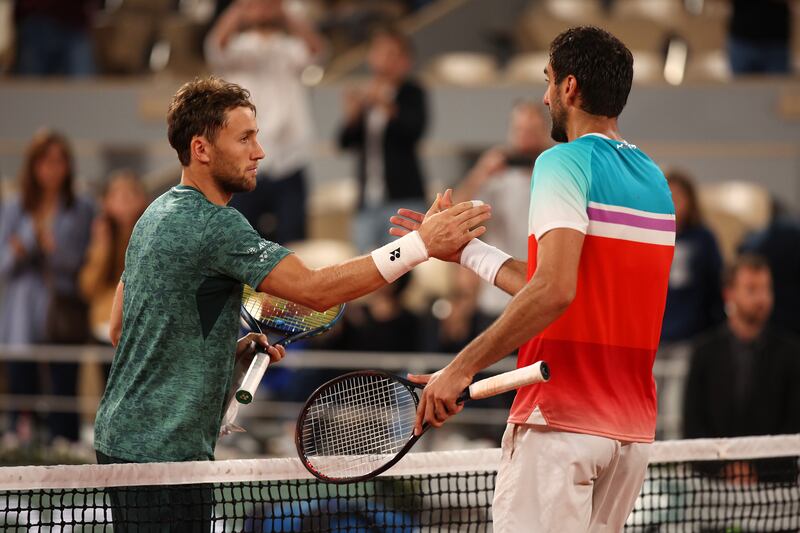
[0,434,798,532]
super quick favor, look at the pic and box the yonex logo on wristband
[371,232,427,283]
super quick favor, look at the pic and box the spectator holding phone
[454,102,550,324]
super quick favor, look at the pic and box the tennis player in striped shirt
[392,26,675,531]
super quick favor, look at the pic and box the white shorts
[492,424,651,533]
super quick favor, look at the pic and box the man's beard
[210,155,255,194]
[549,94,568,143]
[729,301,769,331]
[739,307,769,330]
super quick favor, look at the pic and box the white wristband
[460,239,512,285]
[371,231,429,283]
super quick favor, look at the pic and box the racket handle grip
[465,361,550,401]
[236,351,271,404]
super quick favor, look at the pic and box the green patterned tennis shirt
[95,185,291,462]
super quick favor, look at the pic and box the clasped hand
[235,332,285,366]
[410,189,490,262]
[406,366,473,436]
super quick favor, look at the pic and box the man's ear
[191,136,212,164]
[562,75,580,107]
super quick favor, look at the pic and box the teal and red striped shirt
[509,133,675,443]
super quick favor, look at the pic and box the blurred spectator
[0,131,94,443]
[317,1,409,53]
[329,273,421,351]
[13,0,98,76]
[434,268,482,353]
[739,200,800,337]
[79,171,149,344]
[338,25,427,252]
[727,0,792,75]
[661,171,724,343]
[206,0,325,244]
[683,254,800,480]
[454,102,548,325]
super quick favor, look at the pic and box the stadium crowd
[0,0,798,454]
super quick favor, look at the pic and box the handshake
[377,189,511,287]
[389,189,490,264]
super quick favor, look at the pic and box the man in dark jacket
[683,253,800,482]
[338,26,427,252]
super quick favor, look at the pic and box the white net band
[1,434,798,491]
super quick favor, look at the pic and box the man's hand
[235,332,286,365]
[417,194,490,261]
[390,189,457,237]
[391,189,483,262]
[407,365,473,436]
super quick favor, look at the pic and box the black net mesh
[0,472,494,532]
[1,448,798,531]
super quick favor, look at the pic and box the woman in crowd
[661,170,725,343]
[0,130,94,443]
[79,170,149,344]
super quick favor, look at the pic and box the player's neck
[567,113,623,142]
[179,168,233,206]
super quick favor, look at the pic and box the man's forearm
[285,14,325,57]
[493,258,528,296]
[302,256,389,310]
[208,3,243,49]
[109,281,124,347]
[261,201,490,310]
[448,274,572,378]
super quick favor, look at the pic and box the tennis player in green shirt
[93,76,490,531]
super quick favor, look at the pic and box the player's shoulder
[534,141,594,185]
[135,186,220,232]
[536,139,595,168]
[203,204,258,243]
[206,204,250,226]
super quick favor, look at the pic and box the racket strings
[242,285,341,334]
[307,380,413,456]
[301,375,417,478]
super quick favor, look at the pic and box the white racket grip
[236,351,271,404]
[467,361,550,400]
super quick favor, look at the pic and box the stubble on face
[209,146,256,195]
[549,90,569,143]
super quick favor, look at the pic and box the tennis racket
[295,361,550,483]
[235,284,345,404]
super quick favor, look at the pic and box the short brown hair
[166,77,256,166]
[724,253,770,288]
[19,130,75,213]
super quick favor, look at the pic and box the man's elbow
[293,283,336,312]
[550,285,576,313]
[305,298,334,313]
